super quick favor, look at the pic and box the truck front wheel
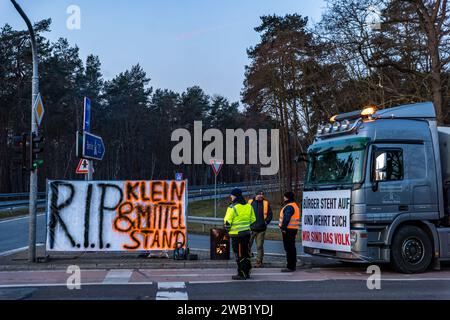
[391,225,432,274]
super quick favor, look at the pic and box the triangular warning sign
[210,159,223,176]
[76,158,89,174]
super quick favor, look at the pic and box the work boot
[232,275,246,280]
[281,268,295,273]
[255,261,263,268]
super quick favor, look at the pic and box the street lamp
[10,0,39,263]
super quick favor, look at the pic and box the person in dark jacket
[279,191,301,272]
[248,191,273,267]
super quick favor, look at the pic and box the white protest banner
[46,180,187,252]
[301,190,351,253]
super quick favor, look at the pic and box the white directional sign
[33,93,45,126]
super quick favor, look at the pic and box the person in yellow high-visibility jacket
[224,188,256,280]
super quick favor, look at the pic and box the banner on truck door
[46,180,187,252]
[301,190,351,253]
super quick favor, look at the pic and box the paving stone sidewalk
[0,246,341,271]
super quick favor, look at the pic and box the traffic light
[30,133,44,171]
[12,133,29,171]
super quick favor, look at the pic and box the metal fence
[0,180,303,213]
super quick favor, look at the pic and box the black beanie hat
[284,191,295,201]
[231,188,243,197]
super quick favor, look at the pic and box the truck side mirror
[374,152,388,182]
[371,150,387,192]
[372,181,379,192]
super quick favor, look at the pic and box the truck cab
[302,102,450,273]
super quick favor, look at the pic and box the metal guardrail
[0,180,277,200]
[188,216,281,231]
[0,180,302,213]
[0,199,46,212]
[0,192,46,199]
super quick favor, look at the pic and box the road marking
[103,269,133,284]
[158,282,186,289]
[1,278,450,289]
[0,244,44,257]
[0,282,154,289]
[189,278,450,284]
[156,291,188,300]
[0,214,45,225]
[156,282,188,300]
[0,246,29,257]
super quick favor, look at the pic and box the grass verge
[188,192,293,241]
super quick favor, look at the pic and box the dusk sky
[1,0,326,103]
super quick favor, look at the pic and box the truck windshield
[306,137,370,186]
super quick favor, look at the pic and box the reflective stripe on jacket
[279,202,301,230]
[224,203,256,236]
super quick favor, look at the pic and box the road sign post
[77,98,103,181]
[11,0,41,263]
[210,159,224,218]
[83,97,93,181]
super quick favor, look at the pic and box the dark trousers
[231,234,252,278]
[282,229,298,270]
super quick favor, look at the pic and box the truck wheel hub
[402,238,424,264]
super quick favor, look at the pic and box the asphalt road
[0,214,303,255]
[2,281,449,300]
[0,214,46,254]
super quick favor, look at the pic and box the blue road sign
[83,132,105,160]
[84,97,91,132]
[175,173,183,181]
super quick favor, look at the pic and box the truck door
[365,144,410,221]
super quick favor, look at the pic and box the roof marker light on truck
[341,119,350,130]
[317,124,324,135]
[361,106,377,116]
[332,121,341,131]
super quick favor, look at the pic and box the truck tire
[391,225,432,274]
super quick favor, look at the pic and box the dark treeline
[0,19,274,193]
[242,0,450,192]
[3,0,450,194]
